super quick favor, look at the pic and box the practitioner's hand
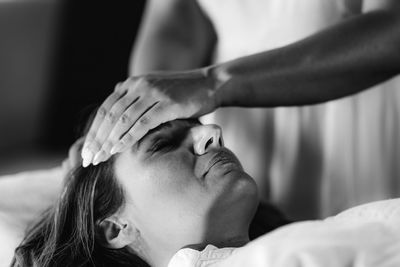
[81,69,219,167]
[62,137,84,174]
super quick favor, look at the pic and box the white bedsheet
[212,199,400,267]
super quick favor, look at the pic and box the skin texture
[81,0,400,166]
[108,120,258,267]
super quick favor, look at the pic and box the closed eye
[147,138,173,154]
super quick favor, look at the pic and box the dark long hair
[11,111,291,266]
[11,164,291,267]
[11,158,149,267]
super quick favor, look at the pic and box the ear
[98,215,139,249]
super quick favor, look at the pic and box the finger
[92,99,160,165]
[81,89,126,166]
[89,93,142,164]
[110,104,178,154]
[113,81,124,93]
[94,99,161,163]
[84,86,126,147]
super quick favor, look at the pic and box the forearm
[209,10,400,108]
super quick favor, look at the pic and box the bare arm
[210,0,400,107]
[80,0,216,165]
[129,0,216,75]
[82,0,400,164]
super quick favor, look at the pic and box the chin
[215,168,259,210]
[209,170,259,234]
[230,170,258,201]
[232,171,259,222]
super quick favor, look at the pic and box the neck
[142,239,184,267]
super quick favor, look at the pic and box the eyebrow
[135,119,201,150]
[135,123,173,150]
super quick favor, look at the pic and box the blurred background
[1,0,400,222]
[0,0,145,174]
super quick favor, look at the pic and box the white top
[168,199,400,267]
[197,0,349,63]
[168,245,235,267]
[197,0,400,219]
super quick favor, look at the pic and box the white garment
[197,0,400,219]
[168,199,400,267]
[168,245,235,267]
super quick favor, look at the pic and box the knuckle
[154,104,164,113]
[114,84,127,95]
[123,134,133,143]
[138,116,149,125]
[114,82,123,90]
[120,113,131,124]
[121,78,130,86]
[124,77,138,87]
[110,91,120,99]
[107,111,117,123]
[137,76,152,88]
[97,107,107,117]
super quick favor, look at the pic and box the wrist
[202,64,231,108]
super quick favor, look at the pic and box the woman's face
[113,119,258,253]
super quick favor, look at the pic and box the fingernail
[93,150,106,165]
[110,143,124,155]
[82,158,90,168]
[81,148,93,168]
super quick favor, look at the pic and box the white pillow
[332,198,400,223]
[0,167,63,266]
[213,199,400,267]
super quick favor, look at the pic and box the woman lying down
[11,118,400,267]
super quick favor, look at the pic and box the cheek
[146,154,201,196]
[131,153,206,214]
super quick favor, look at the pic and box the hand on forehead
[80,71,218,168]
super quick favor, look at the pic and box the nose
[191,124,224,155]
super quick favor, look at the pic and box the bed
[1,167,399,267]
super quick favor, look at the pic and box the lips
[202,149,239,177]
